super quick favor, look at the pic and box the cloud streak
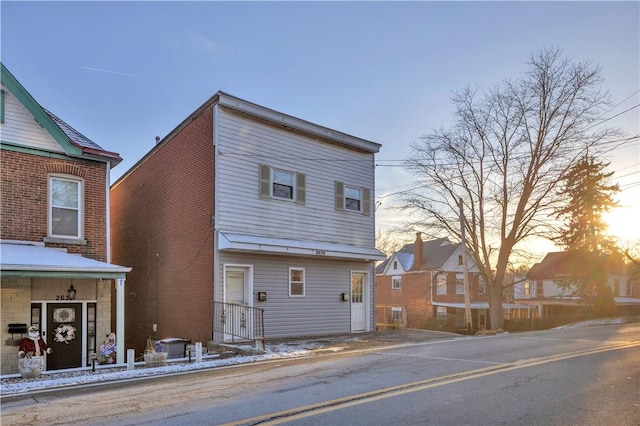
[81,66,139,78]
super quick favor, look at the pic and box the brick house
[0,63,130,374]
[110,91,385,357]
[515,251,640,318]
[377,233,504,331]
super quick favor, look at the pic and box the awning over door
[0,241,131,279]
[218,232,386,261]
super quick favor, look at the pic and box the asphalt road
[2,324,639,425]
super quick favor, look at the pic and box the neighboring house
[516,251,640,317]
[0,63,131,375]
[110,91,385,357]
[376,233,530,331]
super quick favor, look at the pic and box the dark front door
[47,303,83,370]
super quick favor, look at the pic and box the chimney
[413,232,423,270]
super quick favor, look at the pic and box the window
[458,255,463,265]
[49,176,82,239]
[259,165,305,204]
[289,267,305,297]
[478,276,486,295]
[391,307,403,322]
[335,181,370,216]
[437,306,447,317]
[0,89,5,124]
[393,261,398,270]
[344,186,361,211]
[392,277,402,290]
[456,281,464,295]
[436,274,447,295]
[523,281,530,296]
[536,280,544,297]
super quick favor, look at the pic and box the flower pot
[144,352,168,368]
[19,356,44,378]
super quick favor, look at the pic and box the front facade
[516,251,640,318]
[376,233,488,331]
[0,63,130,375]
[111,92,384,356]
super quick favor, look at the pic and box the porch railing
[212,301,265,350]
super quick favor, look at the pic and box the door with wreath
[47,303,83,370]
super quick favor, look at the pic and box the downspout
[105,161,111,263]
[212,104,220,341]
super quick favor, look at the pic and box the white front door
[351,272,367,332]
[223,266,252,340]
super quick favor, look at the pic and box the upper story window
[289,267,305,297]
[259,164,305,204]
[0,89,5,124]
[458,255,463,265]
[335,181,370,216]
[535,280,544,297]
[49,175,83,239]
[392,276,402,290]
[478,276,486,295]
[523,281,531,296]
[436,273,447,295]
[456,280,464,295]
[393,260,398,270]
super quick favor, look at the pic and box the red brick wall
[376,272,434,328]
[0,150,108,261]
[110,107,215,355]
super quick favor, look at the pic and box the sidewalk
[1,329,459,397]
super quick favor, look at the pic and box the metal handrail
[212,301,265,350]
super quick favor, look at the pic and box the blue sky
[2,1,638,247]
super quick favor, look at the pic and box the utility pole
[459,197,472,334]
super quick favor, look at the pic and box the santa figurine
[19,326,52,358]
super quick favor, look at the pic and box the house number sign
[314,250,326,256]
[55,295,74,300]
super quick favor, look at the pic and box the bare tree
[402,47,620,329]
[375,228,406,258]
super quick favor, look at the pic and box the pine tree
[555,155,620,316]
[555,155,619,254]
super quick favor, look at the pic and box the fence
[375,305,408,329]
[212,301,265,350]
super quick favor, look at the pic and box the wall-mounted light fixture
[258,292,267,302]
[67,283,77,300]
[341,292,349,302]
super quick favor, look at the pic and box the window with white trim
[392,276,402,290]
[334,181,370,216]
[289,267,305,297]
[523,281,530,296]
[391,307,403,322]
[478,276,486,295]
[49,175,83,239]
[436,273,447,295]
[393,260,398,270]
[456,280,464,295]
[259,164,305,204]
[437,306,447,317]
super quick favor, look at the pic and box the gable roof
[376,237,458,274]
[0,62,123,166]
[527,251,627,280]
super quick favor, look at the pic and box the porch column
[116,278,126,364]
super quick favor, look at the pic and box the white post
[116,278,126,363]
[195,342,203,363]
[127,349,135,370]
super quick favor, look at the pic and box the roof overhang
[219,232,386,261]
[432,302,534,310]
[0,241,131,279]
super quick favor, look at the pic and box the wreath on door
[53,324,76,344]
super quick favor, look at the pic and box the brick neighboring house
[515,251,640,318]
[376,233,532,331]
[110,91,385,357]
[0,63,130,374]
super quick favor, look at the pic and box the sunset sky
[2,1,638,253]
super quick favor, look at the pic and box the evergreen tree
[555,155,620,316]
[555,155,619,253]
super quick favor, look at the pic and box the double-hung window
[259,165,305,204]
[289,267,305,297]
[436,273,447,295]
[392,276,402,290]
[335,181,370,215]
[49,175,82,239]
